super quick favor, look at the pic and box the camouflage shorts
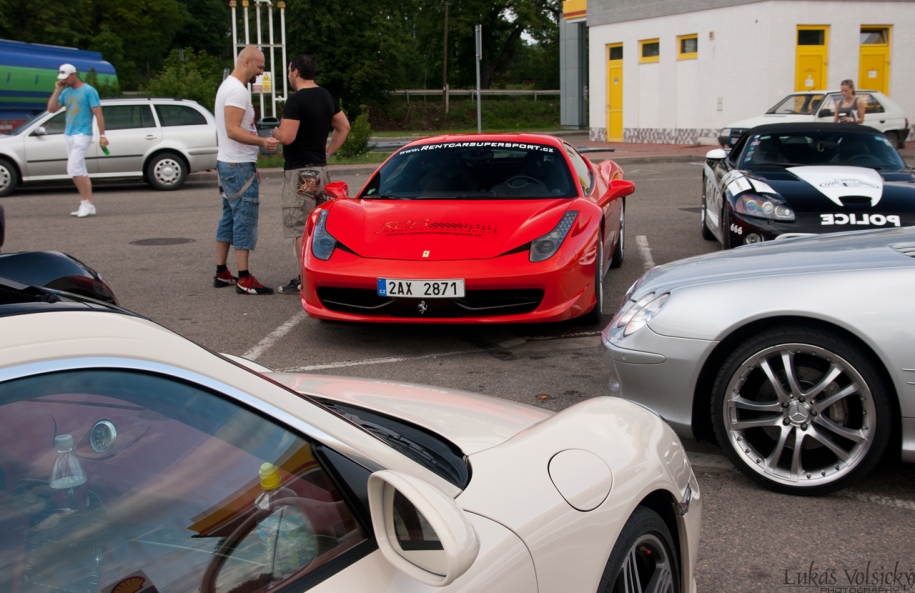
[281,166,331,239]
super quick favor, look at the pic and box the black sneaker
[278,276,301,294]
[213,269,237,288]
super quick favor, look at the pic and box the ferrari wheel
[597,506,680,593]
[608,200,625,268]
[700,176,715,241]
[582,233,604,325]
[711,326,891,495]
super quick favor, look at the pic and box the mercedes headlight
[530,210,578,262]
[609,292,670,337]
[735,194,795,220]
[311,210,337,260]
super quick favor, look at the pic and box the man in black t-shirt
[272,54,350,294]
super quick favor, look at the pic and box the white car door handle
[145,135,157,140]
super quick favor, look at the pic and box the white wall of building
[588,1,915,143]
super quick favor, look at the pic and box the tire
[0,158,19,198]
[711,325,891,495]
[700,175,715,241]
[581,232,604,325]
[597,506,680,593]
[895,130,907,150]
[608,199,625,268]
[145,152,188,191]
[720,207,733,250]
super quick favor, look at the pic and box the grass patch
[258,151,392,168]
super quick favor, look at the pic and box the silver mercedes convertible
[602,226,915,495]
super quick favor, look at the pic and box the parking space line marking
[243,311,308,361]
[636,235,656,271]
[280,346,500,372]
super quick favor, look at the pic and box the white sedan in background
[718,90,909,148]
[0,277,700,593]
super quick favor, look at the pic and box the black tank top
[836,97,859,122]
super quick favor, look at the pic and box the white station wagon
[0,97,218,196]
[719,90,910,149]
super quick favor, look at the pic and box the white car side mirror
[32,127,47,137]
[705,148,727,160]
[367,470,479,587]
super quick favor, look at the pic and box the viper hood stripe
[787,166,884,207]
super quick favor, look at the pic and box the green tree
[172,0,232,61]
[142,48,223,112]
[0,0,90,48]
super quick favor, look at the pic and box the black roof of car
[0,276,135,319]
[745,122,883,136]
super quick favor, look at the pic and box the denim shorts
[216,161,259,251]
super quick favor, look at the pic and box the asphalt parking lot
[3,161,915,592]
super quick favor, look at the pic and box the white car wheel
[146,152,188,191]
[597,506,680,593]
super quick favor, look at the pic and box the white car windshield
[765,94,826,115]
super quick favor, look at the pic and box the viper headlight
[609,292,670,337]
[311,210,337,260]
[530,210,578,262]
[720,128,731,138]
[735,194,795,220]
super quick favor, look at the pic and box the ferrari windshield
[738,131,906,171]
[765,94,826,115]
[360,142,577,199]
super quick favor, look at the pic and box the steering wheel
[845,154,883,167]
[503,175,547,189]
[201,497,317,593]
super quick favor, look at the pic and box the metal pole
[230,1,238,60]
[442,0,449,115]
[255,0,263,117]
[280,1,287,107]
[267,0,275,116]
[475,24,482,134]
[243,0,250,44]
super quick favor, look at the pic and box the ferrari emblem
[422,250,430,258]
[418,300,428,314]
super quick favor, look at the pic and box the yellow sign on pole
[253,72,272,94]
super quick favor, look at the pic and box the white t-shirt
[215,76,260,163]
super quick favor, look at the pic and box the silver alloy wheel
[0,164,11,193]
[614,533,675,593]
[154,157,183,186]
[722,343,876,488]
[618,204,625,259]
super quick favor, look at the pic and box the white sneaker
[72,203,97,218]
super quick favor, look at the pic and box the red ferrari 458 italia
[300,134,634,324]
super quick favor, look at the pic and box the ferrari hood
[634,226,915,297]
[325,198,573,260]
[266,373,552,455]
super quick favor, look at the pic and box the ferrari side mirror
[367,470,479,587]
[325,180,349,199]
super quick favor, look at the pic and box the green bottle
[101,145,110,156]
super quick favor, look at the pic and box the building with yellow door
[577,0,915,144]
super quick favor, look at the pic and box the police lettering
[820,213,900,227]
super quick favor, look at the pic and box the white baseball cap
[57,64,77,80]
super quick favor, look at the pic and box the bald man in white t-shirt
[213,46,279,295]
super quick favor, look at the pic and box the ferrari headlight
[530,210,578,262]
[609,292,670,337]
[311,210,337,260]
[735,194,795,221]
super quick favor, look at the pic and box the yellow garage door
[859,27,890,94]
[606,44,623,142]
[796,26,829,92]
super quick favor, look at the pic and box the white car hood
[266,372,552,455]
[726,113,816,129]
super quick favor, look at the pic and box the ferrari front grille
[316,288,543,317]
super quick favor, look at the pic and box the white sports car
[0,277,700,593]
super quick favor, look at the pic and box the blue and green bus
[0,40,117,132]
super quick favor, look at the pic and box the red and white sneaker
[213,270,237,288]
[236,275,274,295]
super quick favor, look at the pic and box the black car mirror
[818,109,834,118]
